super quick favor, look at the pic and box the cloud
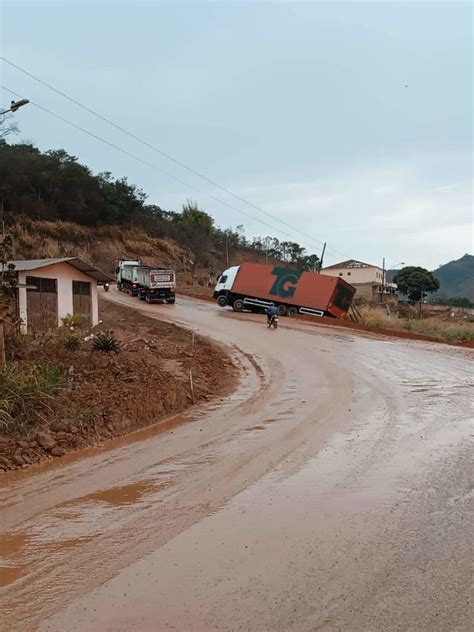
[215,151,473,269]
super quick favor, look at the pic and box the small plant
[61,313,85,330]
[92,332,120,352]
[64,333,81,351]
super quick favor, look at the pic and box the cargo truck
[116,259,176,303]
[213,262,355,319]
[116,259,142,296]
[135,267,176,304]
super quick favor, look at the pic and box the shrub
[64,333,81,350]
[61,313,85,330]
[0,362,66,435]
[92,332,120,352]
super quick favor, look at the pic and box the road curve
[0,291,472,631]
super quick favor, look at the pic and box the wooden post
[380,257,385,304]
[0,322,5,371]
[189,370,195,404]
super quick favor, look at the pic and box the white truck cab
[213,266,240,306]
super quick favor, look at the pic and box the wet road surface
[0,292,472,631]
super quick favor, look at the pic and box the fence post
[189,370,195,404]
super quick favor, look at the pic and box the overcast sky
[1,1,472,268]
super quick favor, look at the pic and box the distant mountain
[387,254,474,301]
[432,254,474,301]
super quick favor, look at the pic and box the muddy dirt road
[1,292,472,631]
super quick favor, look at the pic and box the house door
[72,281,92,326]
[26,276,58,333]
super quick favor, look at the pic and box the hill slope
[387,254,474,302]
[433,254,474,301]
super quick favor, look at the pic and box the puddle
[79,480,159,506]
[0,533,29,557]
[0,565,24,587]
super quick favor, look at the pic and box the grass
[0,362,67,436]
[359,308,474,343]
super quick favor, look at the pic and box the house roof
[8,258,112,282]
[323,259,381,271]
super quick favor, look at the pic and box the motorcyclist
[104,282,110,292]
[266,303,278,325]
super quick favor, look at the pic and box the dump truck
[135,267,176,304]
[116,259,176,303]
[116,259,142,296]
[213,262,355,319]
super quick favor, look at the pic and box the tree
[302,253,321,271]
[448,297,472,308]
[0,111,19,140]
[0,231,17,370]
[394,266,440,316]
[179,200,214,234]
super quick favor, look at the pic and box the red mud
[0,301,236,472]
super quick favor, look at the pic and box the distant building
[9,258,111,334]
[322,259,397,301]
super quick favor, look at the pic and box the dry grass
[11,218,191,275]
[0,363,67,436]
[360,308,474,342]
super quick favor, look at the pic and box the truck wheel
[277,304,287,316]
[233,299,244,312]
[287,307,298,317]
[217,295,227,307]
[167,299,176,304]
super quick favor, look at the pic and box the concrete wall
[18,262,99,333]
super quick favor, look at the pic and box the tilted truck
[213,262,355,319]
[116,259,176,303]
[135,267,176,304]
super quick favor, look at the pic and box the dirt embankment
[0,301,236,473]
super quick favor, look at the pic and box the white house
[322,259,397,300]
[9,258,111,334]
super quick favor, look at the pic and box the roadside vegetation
[0,138,321,270]
[359,307,474,343]
[0,362,66,436]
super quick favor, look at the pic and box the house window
[26,276,57,293]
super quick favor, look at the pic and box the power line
[1,56,349,261]
[1,84,343,260]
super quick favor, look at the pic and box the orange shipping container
[217,262,355,318]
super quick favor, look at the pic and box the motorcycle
[103,283,110,292]
[268,314,278,329]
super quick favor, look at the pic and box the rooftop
[323,259,381,271]
[7,258,112,282]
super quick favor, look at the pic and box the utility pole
[380,257,386,303]
[225,238,229,268]
[318,243,326,273]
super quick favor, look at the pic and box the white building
[322,259,397,300]
[9,258,110,334]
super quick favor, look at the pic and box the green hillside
[432,254,474,302]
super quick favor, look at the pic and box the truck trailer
[135,267,176,304]
[213,262,355,319]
